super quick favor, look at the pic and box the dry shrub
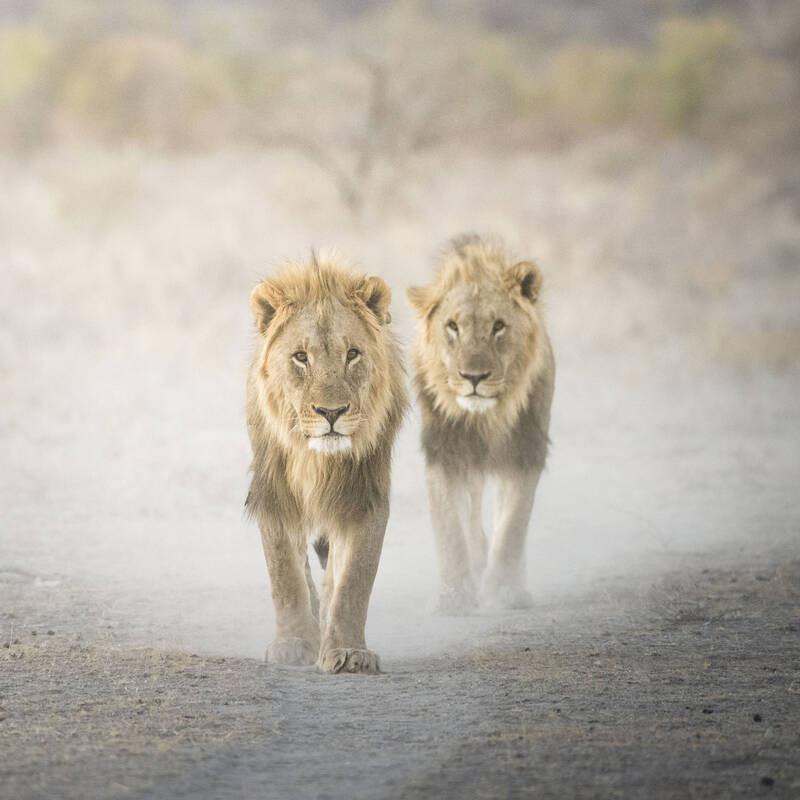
[59,34,235,150]
[0,6,796,180]
[651,17,742,132]
[546,44,644,127]
[535,15,797,155]
[0,26,55,148]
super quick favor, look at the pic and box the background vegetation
[1,1,797,158]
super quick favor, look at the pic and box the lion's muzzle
[305,404,358,454]
[312,404,350,430]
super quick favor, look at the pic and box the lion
[407,235,555,613]
[245,253,407,673]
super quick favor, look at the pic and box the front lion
[408,235,555,613]
[245,254,407,673]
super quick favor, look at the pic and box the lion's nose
[459,371,491,389]
[313,404,350,429]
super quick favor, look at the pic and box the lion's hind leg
[319,540,335,633]
[313,535,329,569]
[266,637,318,666]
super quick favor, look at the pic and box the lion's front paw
[482,584,534,610]
[265,637,318,666]
[430,587,478,616]
[318,647,381,674]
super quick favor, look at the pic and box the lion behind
[407,234,555,612]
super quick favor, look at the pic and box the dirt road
[2,544,798,800]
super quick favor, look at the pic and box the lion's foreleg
[426,463,477,614]
[317,503,388,674]
[465,471,488,582]
[482,469,540,609]
[259,519,320,666]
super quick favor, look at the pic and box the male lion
[407,235,555,613]
[245,254,407,673]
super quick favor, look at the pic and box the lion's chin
[307,434,352,455]
[456,396,497,414]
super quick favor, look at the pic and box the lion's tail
[313,536,329,570]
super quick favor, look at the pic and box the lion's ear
[507,261,542,303]
[406,285,437,318]
[358,276,392,324]
[250,281,284,334]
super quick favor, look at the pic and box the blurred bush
[0,2,796,162]
[652,17,741,132]
[59,35,235,150]
[0,26,52,104]
[545,44,644,127]
[0,26,54,148]
[537,15,797,153]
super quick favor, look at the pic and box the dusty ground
[2,544,798,800]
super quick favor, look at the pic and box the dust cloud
[2,148,797,664]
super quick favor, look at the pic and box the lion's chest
[421,397,549,475]
[282,449,378,531]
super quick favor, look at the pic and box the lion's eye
[346,348,360,362]
[493,320,505,334]
[446,320,459,334]
[292,351,308,364]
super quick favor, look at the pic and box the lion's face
[425,283,533,414]
[250,264,396,458]
[408,253,544,421]
[264,303,377,454]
